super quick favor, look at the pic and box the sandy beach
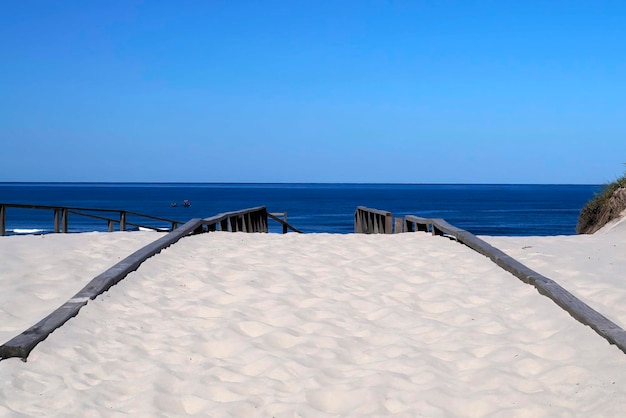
[1,226,625,416]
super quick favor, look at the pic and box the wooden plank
[53,209,60,233]
[62,208,68,233]
[203,207,266,232]
[354,207,393,234]
[0,203,183,235]
[269,212,286,226]
[394,217,403,233]
[404,215,431,233]
[0,205,5,236]
[267,212,302,233]
[425,217,626,355]
[0,218,205,360]
[398,212,626,353]
[119,211,126,231]
[356,206,392,217]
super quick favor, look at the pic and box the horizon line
[0,181,604,186]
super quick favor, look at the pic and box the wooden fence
[0,203,183,236]
[0,206,301,360]
[354,206,393,234]
[194,207,301,234]
[0,204,302,236]
[399,211,626,354]
[353,207,626,354]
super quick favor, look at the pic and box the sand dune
[1,231,626,416]
[0,231,164,344]
[483,216,626,329]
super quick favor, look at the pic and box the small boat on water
[183,200,191,207]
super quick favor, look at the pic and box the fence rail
[354,206,393,234]
[0,204,302,236]
[0,205,301,360]
[351,205,626,355]
[0,203,183,236]
[402,211,626,355]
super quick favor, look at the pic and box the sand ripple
[1,232,626,416]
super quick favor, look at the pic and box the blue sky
[1,1,624,183]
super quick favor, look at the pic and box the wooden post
[53,209,60,233]
[120,211,126,231]
[0,205,5,236]
[282,212,288,234]
[385,212,393,234]
[108,220,114,232]
[62,208,68,233]
[394,217,403,233]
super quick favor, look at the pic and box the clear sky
[1,1,624,184]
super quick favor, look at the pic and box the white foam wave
[11,228,46,234]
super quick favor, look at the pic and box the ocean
[0,183,602,236]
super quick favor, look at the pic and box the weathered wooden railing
[354,206,393,234]
[0,204,302,236]
[352,206,626,354]
[0,203,184,236]
[270,212,299,234]
[403,211,626,354]
[184,207,302,234]
[0,206,301,360]
[404,215,457,235]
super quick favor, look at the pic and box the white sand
[483,216,626,329]
[0,231,165,344]
[1,230,626,416]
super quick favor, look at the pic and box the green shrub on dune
[577,168,626,234]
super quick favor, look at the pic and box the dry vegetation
[577,170,626,234]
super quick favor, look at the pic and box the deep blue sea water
[0,183,602,236]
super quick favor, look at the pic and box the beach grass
[577,167,626,233]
